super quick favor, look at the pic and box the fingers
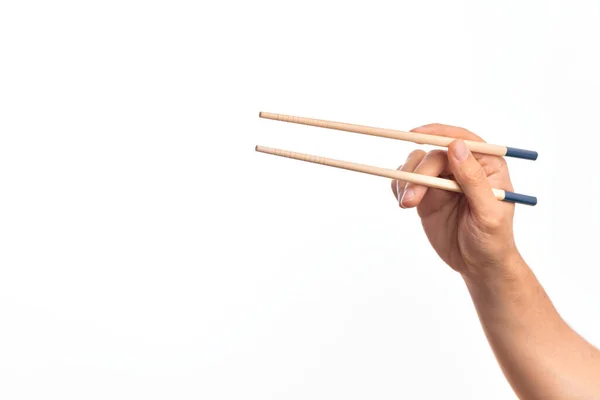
[447,139,497,215]
[401,150,449,208]
[390,150,426,206]
[392,123,498,211]
[414,122,513,189]
[411,123,485,143]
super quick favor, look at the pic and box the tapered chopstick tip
[255,145,270,153]
[258,111,278,120]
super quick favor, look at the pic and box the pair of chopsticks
[255,112,537,206]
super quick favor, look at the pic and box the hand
[391,124,519,278]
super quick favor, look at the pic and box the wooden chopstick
[255,145,537,206]
[259,112,538,161]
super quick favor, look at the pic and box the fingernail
[401,188,415,207]
[453,140,469,161]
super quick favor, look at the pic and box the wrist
[461,248,529,291]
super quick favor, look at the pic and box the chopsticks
[259,112,538,161]
[255,146,537,206]
[256,112,538,206]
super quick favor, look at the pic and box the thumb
[447,140,497,214]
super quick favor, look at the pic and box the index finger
[410,123,485,143]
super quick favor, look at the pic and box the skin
[390,124,600,399]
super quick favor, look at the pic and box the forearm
[464,254,600,399]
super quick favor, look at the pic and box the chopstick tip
[258,111,264,118]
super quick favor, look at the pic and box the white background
[1,1,599,399]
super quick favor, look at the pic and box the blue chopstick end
[503,191,537,206]
[505,147,538,161]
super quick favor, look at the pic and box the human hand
[391,124,519,278]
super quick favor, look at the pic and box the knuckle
[457,127,484,142]
[425,149,447,161]
[408,149,426,158]
[477,211,506,231]
[416,150,448,175]
[464,165,487,184]
[423,123,445,133]
[497,157,509,173]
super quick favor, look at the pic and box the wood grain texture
[255,145,506,200]
[259,112,508,157]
